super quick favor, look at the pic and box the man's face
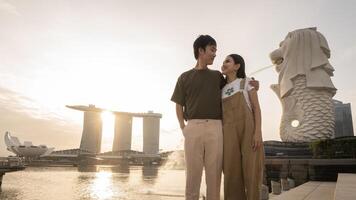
[199,44,217,65]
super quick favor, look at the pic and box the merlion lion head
[270,27,336,98]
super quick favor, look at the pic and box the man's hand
[180,122,186,130]
[249,77,260,91]
[176,104,186,131]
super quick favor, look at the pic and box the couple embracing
[171,35,264,200]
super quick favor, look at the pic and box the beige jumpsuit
[222,79,264,200]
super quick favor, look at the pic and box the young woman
[221,54,264,200]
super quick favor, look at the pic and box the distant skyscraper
[113,114,133,152]
[333,100,354,137]
[80,110,103,153]
[143,114,160,154]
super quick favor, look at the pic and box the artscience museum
[4,132,54,158]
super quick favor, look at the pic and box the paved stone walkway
[270,173,356,200]
[270,181,336,200]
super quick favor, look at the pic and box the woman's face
[221,56,240,75]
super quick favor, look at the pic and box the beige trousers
[183,119,223,200]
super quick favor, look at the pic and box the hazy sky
[0,0,355,155]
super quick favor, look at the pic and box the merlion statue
[270,27,337,142]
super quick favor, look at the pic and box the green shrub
[309,136,356,158]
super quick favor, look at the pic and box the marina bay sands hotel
[67,105,162,155]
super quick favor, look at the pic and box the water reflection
[142,165,158,184]
[90,171,114,200]
[2,166,187,200]
[77,164,132,173]
[77,165,99,172]
[111,165,130,182]
[110,164,130,174]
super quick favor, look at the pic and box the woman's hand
[252,132,263,151]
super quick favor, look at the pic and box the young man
[171,35,258,200]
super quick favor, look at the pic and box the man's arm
[175,104,185,130]
[171,74,186,131]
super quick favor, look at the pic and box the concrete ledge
[265,158,356,165]
[270,181,335,200]
[334,173,356,200]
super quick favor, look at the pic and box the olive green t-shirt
[171,68,225,120]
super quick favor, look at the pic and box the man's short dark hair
[193,35,216,59]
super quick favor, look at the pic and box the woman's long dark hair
[229,54,246,78]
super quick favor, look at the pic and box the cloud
[0,83,79,123]
[0,0,20,16]
[0,86,35,113]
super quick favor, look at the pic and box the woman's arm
[248,88,263,151]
